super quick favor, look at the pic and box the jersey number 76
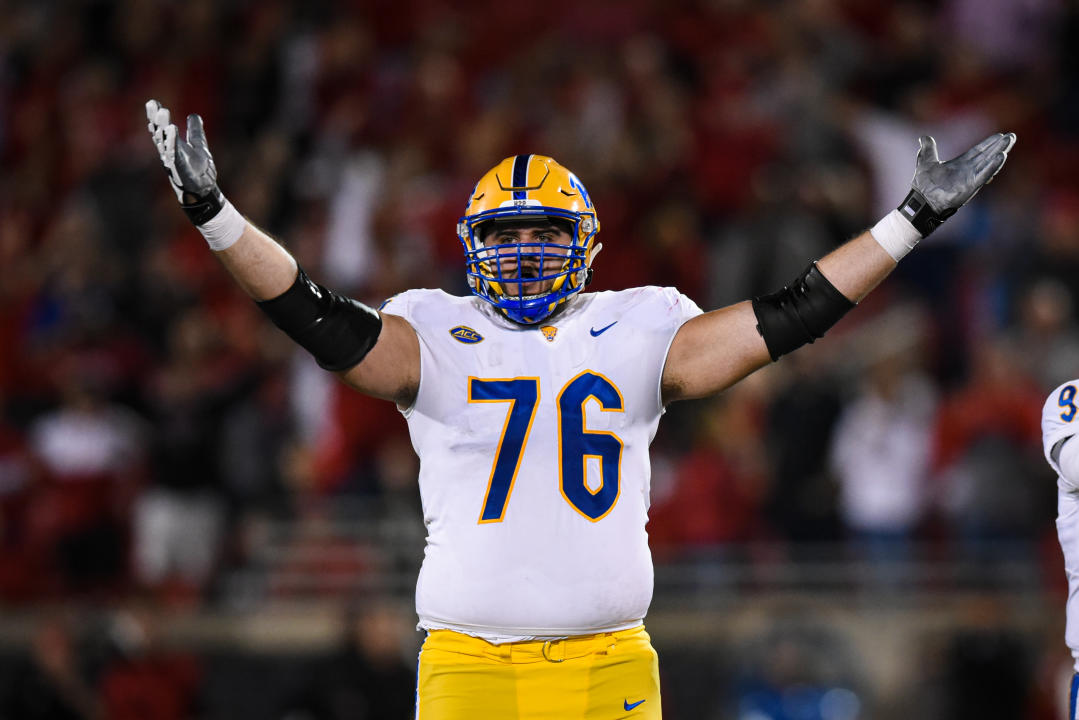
[468,371,624,523]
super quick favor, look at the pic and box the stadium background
[0,0,1076,717]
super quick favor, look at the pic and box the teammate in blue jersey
[146,98,1014,719]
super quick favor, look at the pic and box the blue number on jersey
[469,372,626,522]
[469,378,540,522]
[1062,384,1078,422]
[558,371,624,521]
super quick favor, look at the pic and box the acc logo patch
[540,326,558,342]
[450,326,484,344]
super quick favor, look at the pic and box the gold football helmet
[457,155,601,324]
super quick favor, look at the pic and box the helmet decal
[567,172,593,208]
[512,154,530,200]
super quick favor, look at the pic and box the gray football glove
[899,132,1016,237]
[145,99,225,225]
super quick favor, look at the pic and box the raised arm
[661,132,1016,404]
[146,100,419,406]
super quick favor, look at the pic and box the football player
[146,98,1014,719]
[1043,381,1079,720]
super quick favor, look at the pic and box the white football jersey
[1044,381,1079,671]
[381,286,702,642]
[1045,381,1079,482]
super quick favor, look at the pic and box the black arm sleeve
[256,267,383,372]
[750,262,855,362]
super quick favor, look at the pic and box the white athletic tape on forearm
[198,200,246,251]
[870,209,922,262]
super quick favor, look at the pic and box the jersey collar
[474,292,595,331]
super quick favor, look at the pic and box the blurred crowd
[1,0,1074,604]
[3,0,1079,716]
[0,602,419,720]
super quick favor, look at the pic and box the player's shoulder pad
[655,286,704,320]
[1043,379,1079,468]
[594,286,704,327]
[379,288,456,317]
[379,289,481,337]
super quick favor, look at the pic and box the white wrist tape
[870,209,922,262]
[197,200,246,251]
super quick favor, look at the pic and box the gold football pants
[415,625,662,719]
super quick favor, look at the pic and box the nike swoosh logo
[590,321,618,337]
[624,698,646,711]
